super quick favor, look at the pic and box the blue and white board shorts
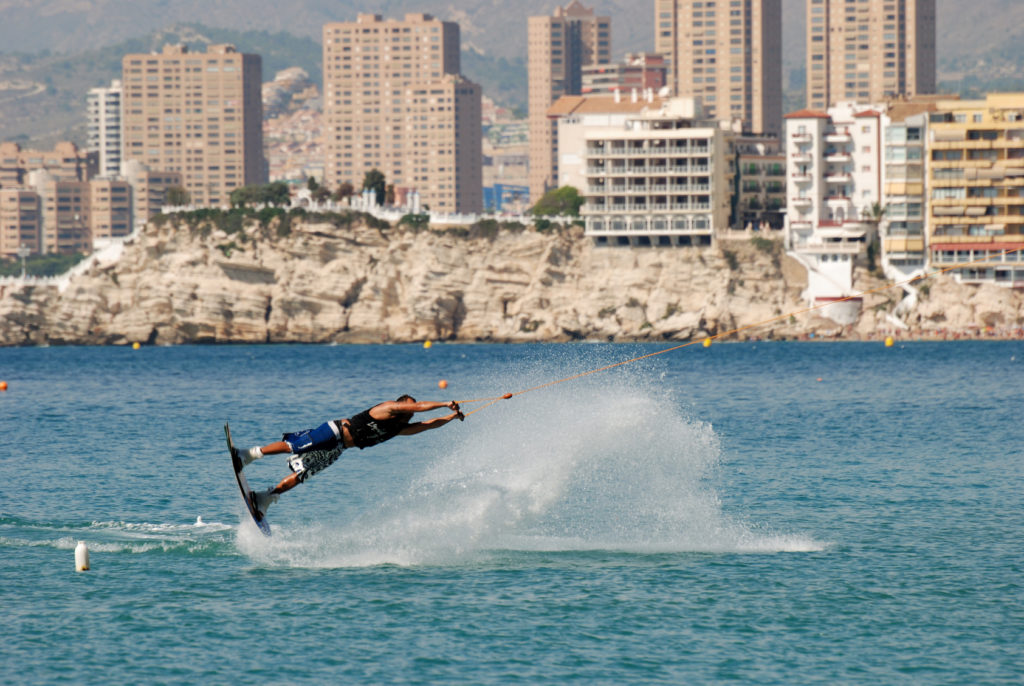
[282,421,344,483]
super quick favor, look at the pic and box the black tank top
[343,407,409,449]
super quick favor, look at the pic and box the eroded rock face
[1,215,1021,346]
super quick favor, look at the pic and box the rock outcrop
[1,213,1022,346]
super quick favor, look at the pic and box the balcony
[792,172,813,184]
[791,196,813,207]
[825,173,852,184]
[825,152,852,163]
[792,132,813,144]
[792,153,813,164]
[826,130,852,144]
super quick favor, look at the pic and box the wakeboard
[224,422,271,536]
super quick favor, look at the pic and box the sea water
[0,342,1021,684]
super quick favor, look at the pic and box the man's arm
[398,410,464,436]
[371,400,459,419]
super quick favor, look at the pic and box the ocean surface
[1,341,1022,684]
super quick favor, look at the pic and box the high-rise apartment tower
[806,0,936,110]
[87,80,123,178]
[322,13,482,213]
[121,44,266,208]
[655,0,782,136]
[527,1,611,202]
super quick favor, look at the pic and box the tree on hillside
[362,169,386,206]
[530,186,584,216]
[229,182,292,208]
[165,186,191,207]
[333,181,355,203]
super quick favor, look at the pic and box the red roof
[785,109,831,119]
[854,110,882,118]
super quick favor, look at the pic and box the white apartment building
[785,102,886,318]
[556,95,731,247]
[86,80,123,178]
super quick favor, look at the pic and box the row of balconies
[586,165,710,176]
[586,145,710,157]
[586,201,713,213]
[586,183,710,194]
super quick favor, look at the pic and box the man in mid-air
[235,395,463,518]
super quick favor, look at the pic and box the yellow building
[927,93,1024,286]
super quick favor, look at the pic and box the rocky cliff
[1,212,1022,346]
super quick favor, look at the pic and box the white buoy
[75,541,90,572]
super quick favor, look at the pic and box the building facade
[89,178,133,241]
[322,13,482,213]
[122,159,183,230]
[926,93,1024,287]
[87,80,123,178]
[0,189,41,258]
[28,171,91,255]
[654,0,782,136]
[806,0,936,110]
[0,141,94,189]
[121,44,266,208]
[581,53,666,96]
[528,1,611,203]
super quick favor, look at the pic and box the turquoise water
[1,342,1022,684]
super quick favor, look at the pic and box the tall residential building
[806,0,936,110]
[654,0,782,136]
[527,2,611,203]
[926,93,1024,287]
[121,44,266,208]
[87,80,123,178]
[322,13,482,213]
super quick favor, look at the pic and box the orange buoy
[0,381,7,391]
[438,379,448,389]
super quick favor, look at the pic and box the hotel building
[528,2,611,203]
[806,0,936,110]
[322,13,482,213]
[554,95,732,247]
[121,44,266,208]
[654,0,782,136]
[926,93,1024,287]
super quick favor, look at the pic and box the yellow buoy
[423,340,432,349]
[132,342,141,350]
[703,338,712,348]
[884,336,894,347]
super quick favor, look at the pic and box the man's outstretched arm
[398,411,464,436]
